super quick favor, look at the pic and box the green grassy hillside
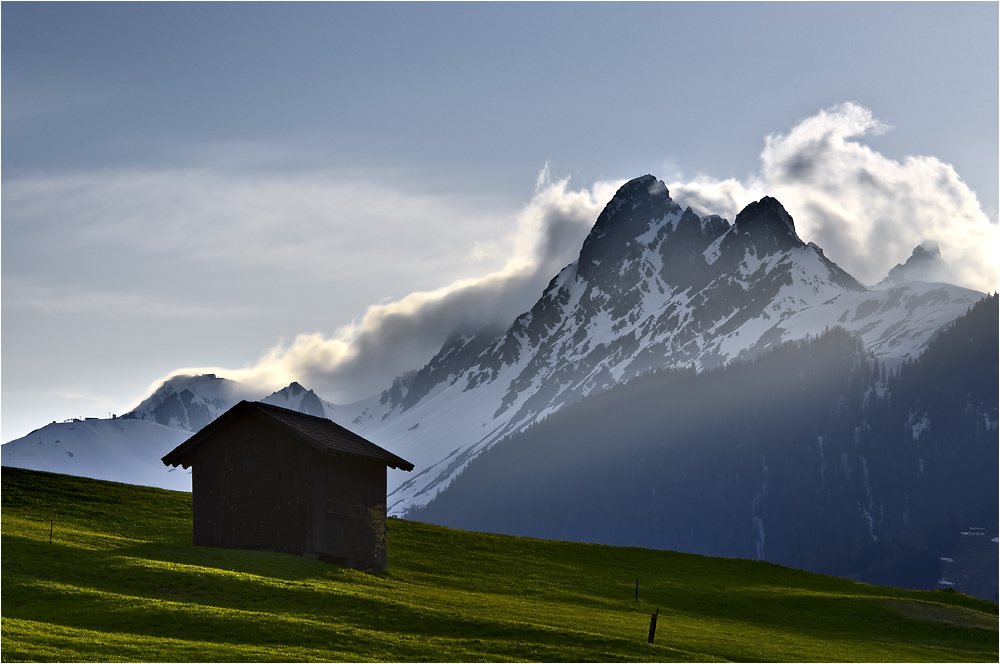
[2,467,996,662]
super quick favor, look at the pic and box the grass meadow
[2,466,996,662]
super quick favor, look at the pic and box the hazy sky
[3,2,998,442]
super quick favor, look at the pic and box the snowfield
[1,418,193,491]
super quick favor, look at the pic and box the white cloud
[142,171,617,403]
[141,104,999,403]
[669,102,999,291]
[13,103,994,413]
[3,279,259,319]
[668,176,759,223]
[2,168,515,295]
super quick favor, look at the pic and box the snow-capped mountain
[343,176,982,514]
[123,374,345,429]
[1,380,351,490]
[123,374,261,431]
[0,418,194,490]
[259,381,341,417]
[3,175,984,510]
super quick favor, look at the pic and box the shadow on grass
[6,530,996,661]
[5,535,633,648]
[5,558,666,662]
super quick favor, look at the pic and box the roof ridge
[162,400,414,472]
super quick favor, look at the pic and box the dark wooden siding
[188,411,389,570]
[311,455,386,568]
[191,415,313,554]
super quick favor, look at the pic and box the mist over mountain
[413,295,998,596]
[879,241,951,287]
[343,176,982,514]
[2,175,986,521]
[122,374,260,432]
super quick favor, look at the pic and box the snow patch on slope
[2,419,193,490]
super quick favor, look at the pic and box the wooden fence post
[648,606,658,644]
[49,520,53,544]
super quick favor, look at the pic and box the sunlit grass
[2,467,996,662]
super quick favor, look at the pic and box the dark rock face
[656,208,729,287]
[297,388,326,418]
[576,175,683,284]
[727,196,803,256]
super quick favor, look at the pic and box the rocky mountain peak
[729,196,803,256]
[124,373,253,432]
[263,382,327,417]
[576,175,682,280]
[616,173,668,199]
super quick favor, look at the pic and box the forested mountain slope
[414,294,999,593]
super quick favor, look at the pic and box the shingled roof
[161,401,414,471]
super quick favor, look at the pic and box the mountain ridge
[411,294,999,598]
[2,175,985,514]
[346,177,979,514]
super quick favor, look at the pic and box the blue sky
[3,2,998,441]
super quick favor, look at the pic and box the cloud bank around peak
[157,172,619,403]
[153,103,996,405]
[668,102,998,291]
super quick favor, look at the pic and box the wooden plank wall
[189,412,389,570]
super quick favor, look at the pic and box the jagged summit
[576,182,815,294]
[263,381,329,417]
[577,175,681,277]
[576,174,736,291]
[349,178,978,515]
[623,173,667,197]
[730,196,803,256]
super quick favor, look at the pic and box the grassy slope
[2,467,996,663]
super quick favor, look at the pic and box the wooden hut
[161,400,413,572]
